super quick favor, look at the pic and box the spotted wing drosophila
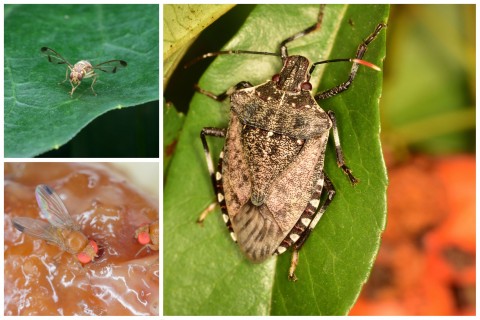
[11,185,98,264]
[40,47,127,97]
[134,220,159,256]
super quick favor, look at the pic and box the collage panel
[3,2,161,317]
[4,4,159,158]
[4,162,159,315]
[163,3,475,316]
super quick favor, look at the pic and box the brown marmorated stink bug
[192,5,386,281]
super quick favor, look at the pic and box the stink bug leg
[194,81,253,102]
[284,172,336,281]
[328,110,358,184]
[193,5,385,280]
[200,127,240,243]
[314,23,386,100]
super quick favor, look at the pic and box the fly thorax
[64,230,88,253]
[149,224,160,246]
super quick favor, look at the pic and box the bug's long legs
[198,128,227,224]
[69,81,81,97]
[194,81,253,102]
[184,5,326,68]
[315,23,386,100]
[197,202,217,225]
[59,67,69,85]
[90,75,98,96]
[327,110,358,184]
[279,4,325,59]
[289,172,335,281]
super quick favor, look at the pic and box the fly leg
[90,74,98,96]
[59,67,69,85]
[69,80,82,97]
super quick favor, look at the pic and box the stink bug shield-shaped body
[40,47,127,97]
[197,6,385,280]
[11,184,98,264]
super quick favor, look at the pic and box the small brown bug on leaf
[40,47,127,97]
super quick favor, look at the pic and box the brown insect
[134,220,159,256]
[40,47,127,97]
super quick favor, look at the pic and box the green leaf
[37,101,160,158]
[163,101,185,175]
[163,4,235,89]
[4,4,159,157]
[164,4,389,315]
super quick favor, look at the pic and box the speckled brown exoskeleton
[41,47,127,97]
[195,5,386,280]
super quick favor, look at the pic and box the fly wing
[12,217,65,249]
[93,60,127,73]
[40,47,73,67]
[35,185,80,231]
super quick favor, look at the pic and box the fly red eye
[272,74,280,82]
[301,82,312,91]
[77,252,92,264]
[138,231,151,245]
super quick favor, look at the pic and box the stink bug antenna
[185,5,328,68]
[309,58,381,77]
[184,50,281,69]
[315,22,386,100]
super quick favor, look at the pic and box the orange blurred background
[350,4,475,315]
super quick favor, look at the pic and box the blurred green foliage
[381,5,475,158]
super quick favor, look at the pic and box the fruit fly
[11,184,98,264]
[40,47,127,97]
[134,220,159,256]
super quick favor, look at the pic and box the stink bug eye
[301,82,312,91]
